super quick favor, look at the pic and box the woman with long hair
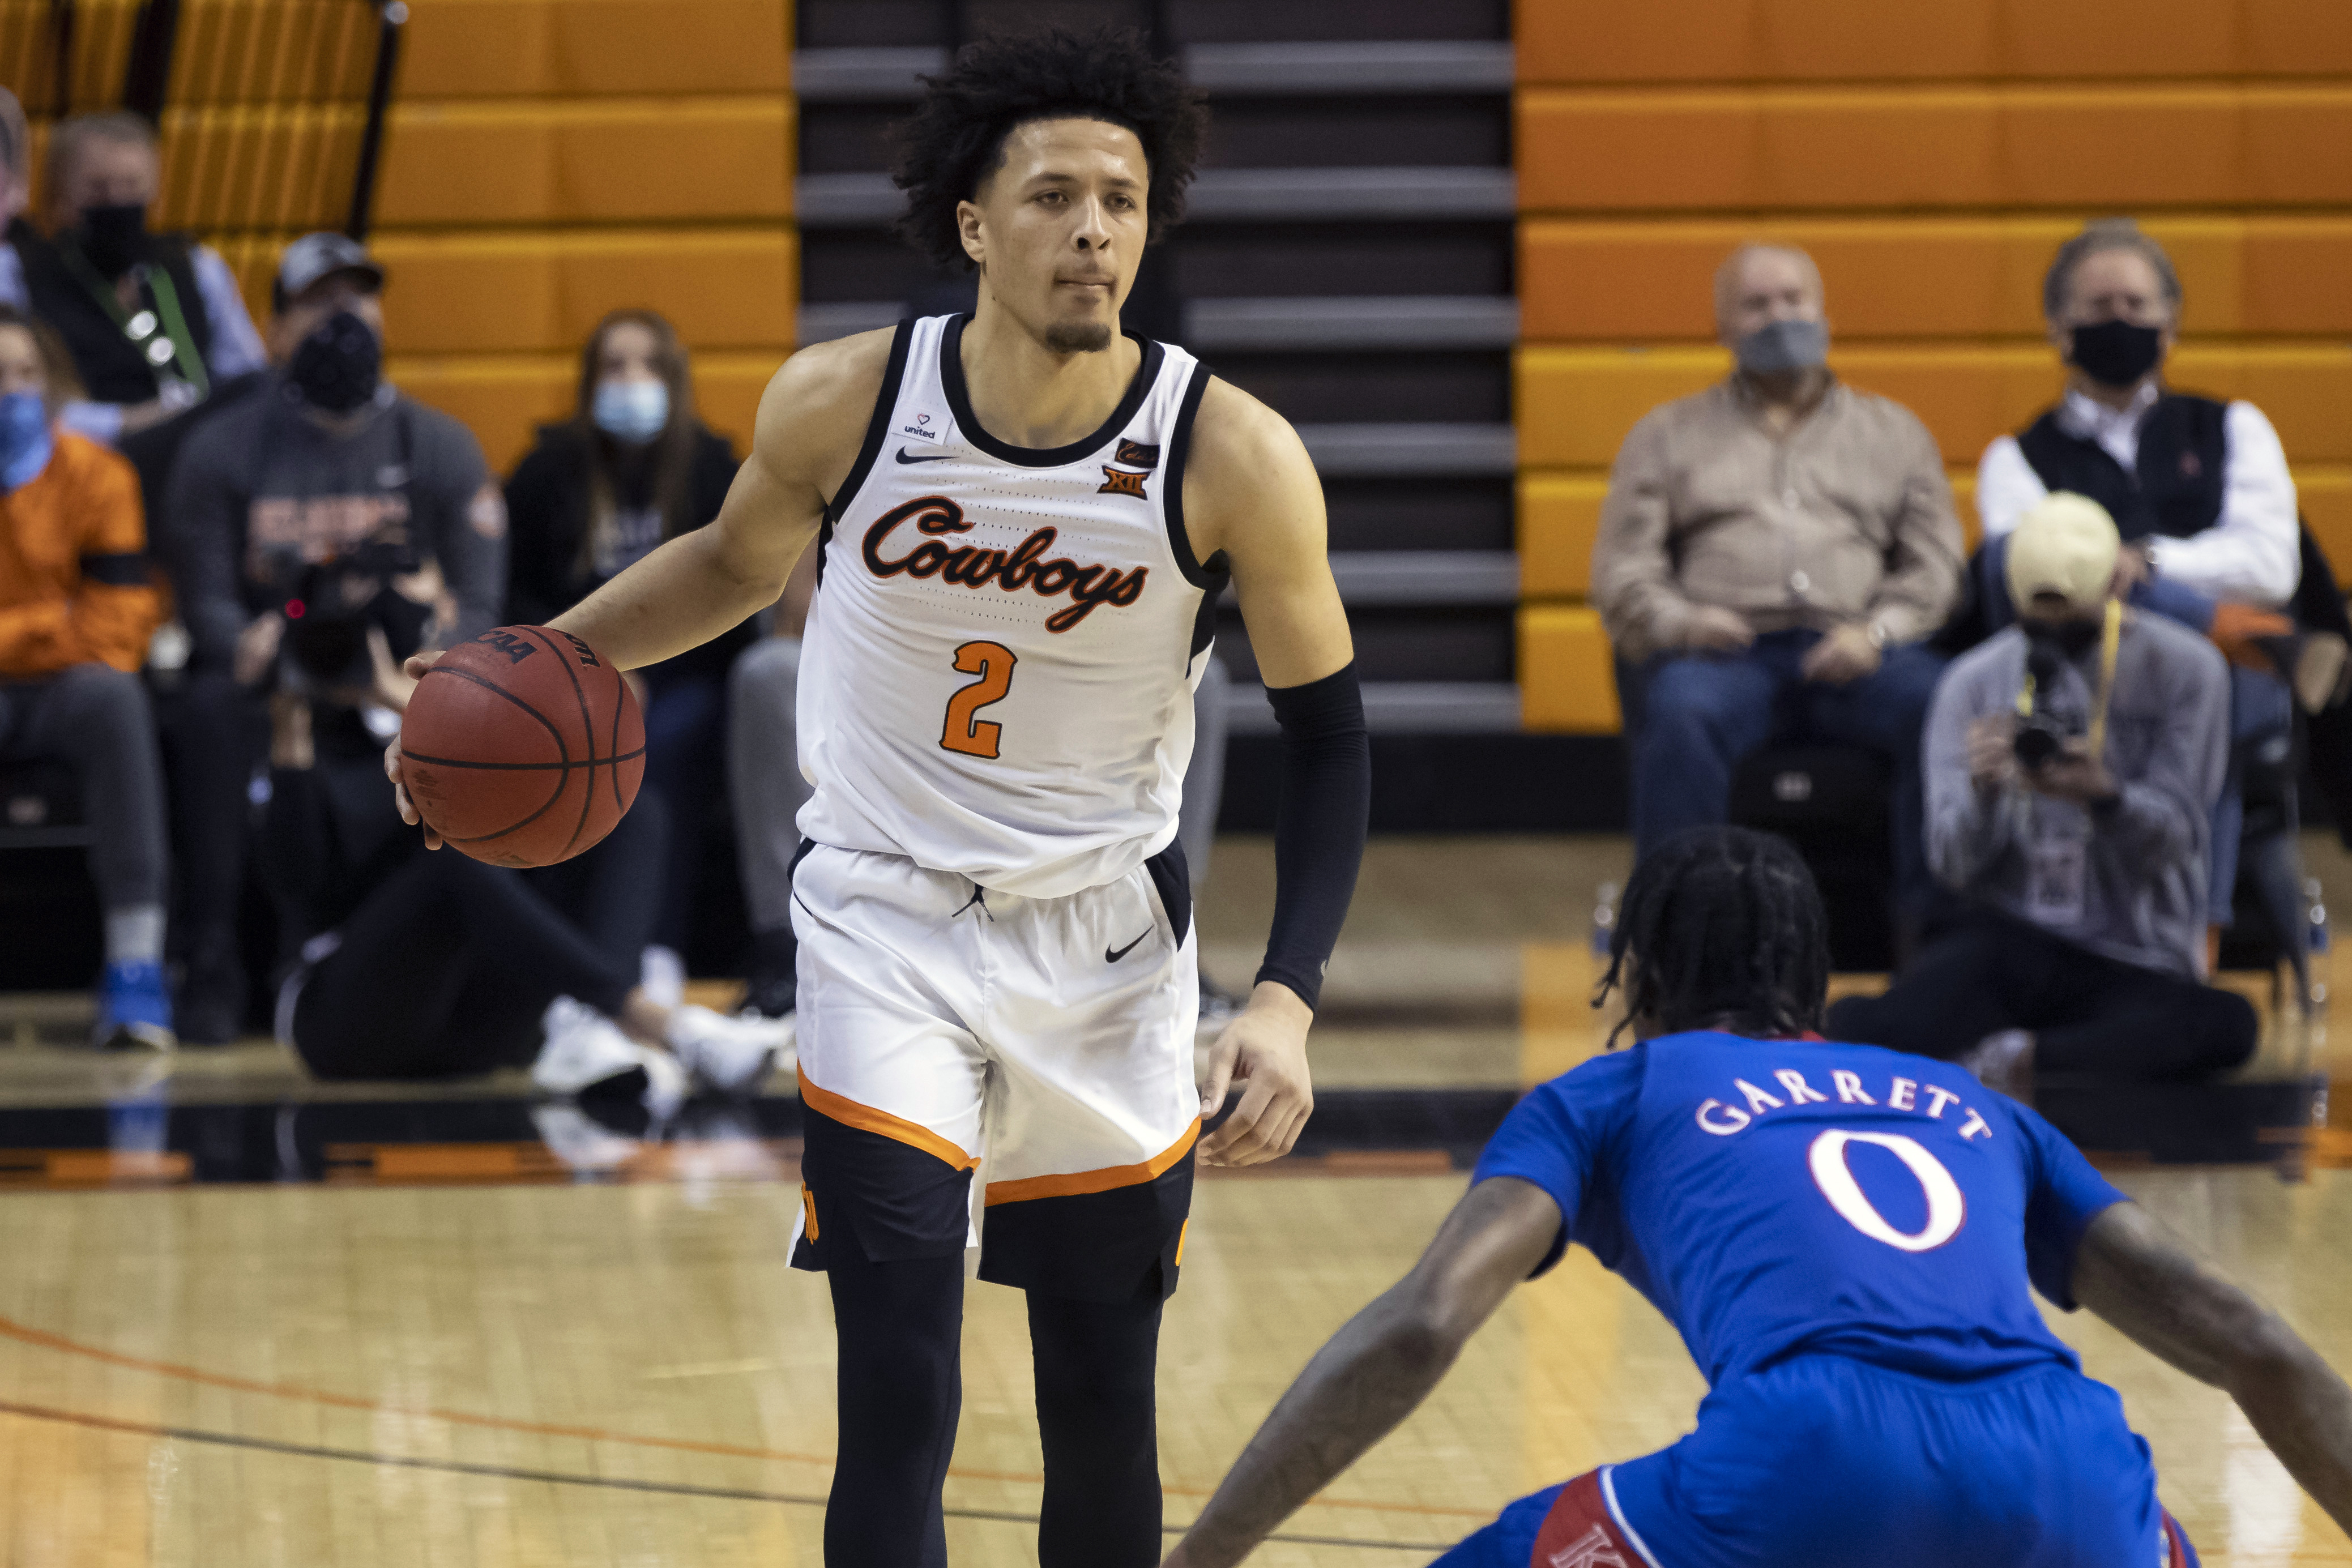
[503,309,754,993]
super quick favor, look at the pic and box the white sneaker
[667,1003,793,1095]
[532,997,651,1096]
[639,945,686,1011]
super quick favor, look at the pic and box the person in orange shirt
[0,301,170,1047]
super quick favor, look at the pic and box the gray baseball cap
[272,231,386,313]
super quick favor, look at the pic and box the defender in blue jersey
[1167,828,2352,1568]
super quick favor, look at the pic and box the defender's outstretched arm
[1164,1177,1561,1567]
[2074,1200,2352,1536]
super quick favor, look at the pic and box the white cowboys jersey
[795,313,1225,899]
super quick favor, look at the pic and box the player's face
[961,117,1148,355]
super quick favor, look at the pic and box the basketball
[398,626,644,868]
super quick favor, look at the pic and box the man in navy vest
[1976,220,2323,927]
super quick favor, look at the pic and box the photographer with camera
[1827,492,2254,1093]
[258,604,787,1097]
[161,234,506,1041]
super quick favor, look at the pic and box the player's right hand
[385,650,446,849]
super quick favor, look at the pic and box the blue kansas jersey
[1472,1031,2129,1386]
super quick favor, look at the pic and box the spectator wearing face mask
[1592,242,1965,915]
[17,112,266,444]
[160,232,506,1043]
[0,303,170,1046]
[1977,222,2304,663]
[1975,220,2323,929]
[502,310,751,999]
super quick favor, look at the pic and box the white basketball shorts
[784,840,1200,1301]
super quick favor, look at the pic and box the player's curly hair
[888,28,1207,270]
[1594,826,1829,1048]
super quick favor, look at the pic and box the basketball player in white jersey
[388,29,1369,1567]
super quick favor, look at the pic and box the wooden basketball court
[0,836,2347,1566]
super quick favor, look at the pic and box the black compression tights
[1029,1291,1166,1567]
[822,1249,1165,1568]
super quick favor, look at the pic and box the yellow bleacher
[177,0,797,472]
[1514,0,2352,736]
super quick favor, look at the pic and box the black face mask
[75,202,148,280]
[2068,319,2164,389]
[288,309,381,414]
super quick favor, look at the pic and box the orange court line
[0,1308,1491,1520]
[984,1119,1202,1206]
[797,1074,979,1170]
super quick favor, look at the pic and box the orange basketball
[398,626,644,868]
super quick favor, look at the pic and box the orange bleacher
[1514,0,2352,734]
[178,0,796,473]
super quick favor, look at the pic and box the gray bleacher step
[795,166,1516,227]
[1225,681,1522,736]
[1327,550,1518,606]
[793,42,1514,102]
[1186,296,1518,351]
[1296,422,1516,477]
[1185,41,1514,95]
[802,296,1519,352]
[798,301,903,344]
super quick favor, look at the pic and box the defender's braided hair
[1594,826,1829,1047]
[889,28,1207,270]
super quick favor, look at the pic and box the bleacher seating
[1514,0,2352,737]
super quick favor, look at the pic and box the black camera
[2013,636,2078,770]
[267,540,430,698]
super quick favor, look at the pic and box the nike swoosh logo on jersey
[1105,930,1152,963]
[894,446,957,464]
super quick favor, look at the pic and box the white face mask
[592,378,669,444]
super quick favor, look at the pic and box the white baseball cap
[2005,492,2120,615]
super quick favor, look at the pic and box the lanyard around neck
[2015,599,2124,760]
[58,242,209,400]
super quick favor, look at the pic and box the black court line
[0,1396,1449,1551]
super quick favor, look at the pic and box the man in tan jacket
[1593,243,1963,910]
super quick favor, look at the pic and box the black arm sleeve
[1254,661,1371,1012]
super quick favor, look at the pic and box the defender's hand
[384,650,446,848]
[1196,982,1315,1168]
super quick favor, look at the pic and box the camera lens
[2013,724,2061,769]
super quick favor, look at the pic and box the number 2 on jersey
[941,640,1018,759]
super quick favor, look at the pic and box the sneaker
[532,997,651,1097]
[667,1003,793,1095]
[639,945,686,1011]
[1957,1028,2035,1103]
[96,961,176,1051]
[742,927,797,1019]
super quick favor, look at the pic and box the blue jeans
[1630,630,1945,904]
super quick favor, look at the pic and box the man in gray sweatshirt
[1828,492,2254,1091]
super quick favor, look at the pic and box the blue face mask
[0,392,51,491]
[593,379,669,445]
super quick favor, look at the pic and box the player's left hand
[1196,982,1314,1168]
